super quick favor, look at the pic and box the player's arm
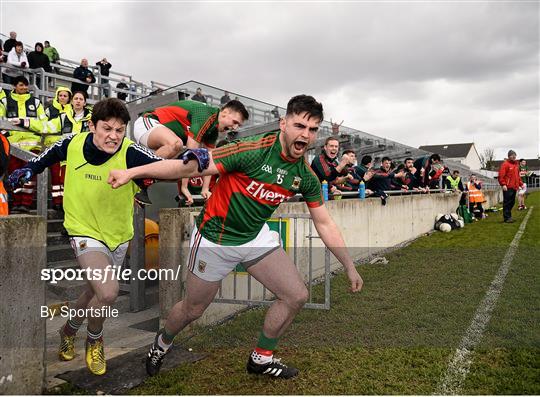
[108,148,217,189]
[308,204,363,293]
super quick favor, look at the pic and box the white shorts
[133,116,162,146]
[518,183,527,195]
[187,223,281,282]
[69,237,129,268]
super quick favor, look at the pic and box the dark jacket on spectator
[28,45,52,72]
[368,167,397,193]
[3,38,17,54]
[116,81,128,101]
[310,152,347,188]
[72,66,96,94]
[96,61,112,77]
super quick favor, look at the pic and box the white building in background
[419,142,482,170]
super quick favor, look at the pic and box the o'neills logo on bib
[246,180,290,205]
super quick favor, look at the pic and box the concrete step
[46,219,65,233]
[47,243,76,262]
[29,208,65,220]
[47,232,70,246]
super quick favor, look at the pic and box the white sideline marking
[435,208,534,395]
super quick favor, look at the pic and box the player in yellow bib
[9,99,163,376]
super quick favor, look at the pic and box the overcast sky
[1,0,538,160]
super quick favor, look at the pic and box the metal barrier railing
[213,213,331,310]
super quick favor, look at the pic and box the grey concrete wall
[159,191,504,327]
[0,215,47,395]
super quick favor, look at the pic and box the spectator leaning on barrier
[96,58,112,97]
[517,159,529,211]
[191,87,207,103]
[71,58,96,95]
[3,41,28,84]
[413,153,442,189]
[467,174,485,219]
[340,149,362,191]
[498,150,523,223]
[0,75,47,213]
[368,156,405,205]
[28,42,52,88]
[310,136,351,195]
[8,98,164,376]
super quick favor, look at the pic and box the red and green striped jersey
[196,131,323,245]
[143,100,220,148]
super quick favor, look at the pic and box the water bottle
[359,180,366,199]
[321,180,329,202]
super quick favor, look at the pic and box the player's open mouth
[105,141,117,148]
[294,141,307,151]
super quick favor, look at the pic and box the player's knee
[96,289,118,306]
[184,304,206,321]
[288,286,309,310]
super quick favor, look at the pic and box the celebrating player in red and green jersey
[108,94,363,379]
[133,99,249,158]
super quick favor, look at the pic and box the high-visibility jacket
[447,175,461,190]
[0,134,9,215]
[467,181,485,203]
[0,91,47,152]
[45,86,73,120]
[45,107,92,146]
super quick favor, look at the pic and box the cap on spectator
[508,150,516,157]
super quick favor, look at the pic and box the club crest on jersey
[198,260,207,273]
[291,176,302,190]
[79,240,87,251]
[261,164,273,174]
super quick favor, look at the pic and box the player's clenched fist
[108,169,131,189]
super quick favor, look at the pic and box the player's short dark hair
[12,75,29,86]
[361,155,372,166]
[91,98,130,125]
[430,154,441,162]
[382,156,391,163]
[404,157,413,162]
[519,158,525,162]
[286,95,324,121]
[325,136,339,145]
[453,170,460,174]
[72,90,88,100]
[222,99,249,121]
[343,149,355,156]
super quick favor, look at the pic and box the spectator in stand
[310,136,351,196]
[3,32,17,60]
[498,150,523,223]
[45,86,72,120]
[0,132,9,215]
[392,164,409,191]
[71,58,96,95]
[43,41,60,64]
[339,149,362,192]
[413,153,443,189]
[116,79,129,101]
[43,40,60,86]
[517,159,529,211]
[3,41,28,84]
[367,156,405,205]
[330,118,344,135]
[28,42,52,88]
[0,75,47,213]
[191,87,207,103]
[401,157,424,191]
[445,169,466,205]
[467,174,486,219]
[96,58,112,97]
[270,106,280,119]
[220,91,231,105]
